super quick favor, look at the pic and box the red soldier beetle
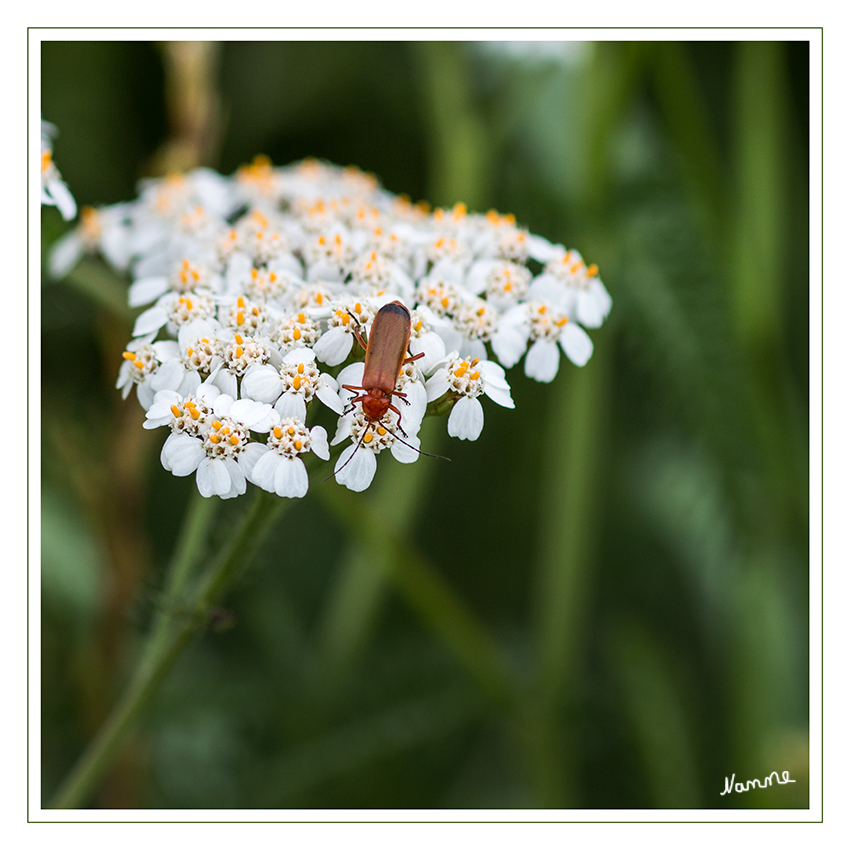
[328,300,449,482]
[342,299,424,436]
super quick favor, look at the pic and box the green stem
[141,492,218,667]
[49,489,286,809]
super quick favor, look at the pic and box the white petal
[48,232,83,280]
[132,306,168,337]
[482,381,515,409]
[592,279,613,318]
[576,290,605,329]
[403,381,428,424]
[240,365,282,404]
[490,319,529,369]
[408,332,446,375]
[337,362,365,401]
[222,457,247,499]
[334,444,377,492]
[478,359,510,388]
[281,347,317,366]
[239,442,268,481]
[211,368,238,400]
[425,369,450,402]
[274,456,309,498]
[152,340,180,361]
[391,433,421,464]
[137,380,156,410]
[524,338,561,383]
[313,326,354,366]
[48,178,77,220]
[331,414,356,446]
[274,393,308,421]
[250,449,280,491]
[100,224,133,271]
[162,433,204,476]
[128,276,169,308]
[316,381,345,414]
[212,394,235,418]
[526,234,564,263]
[230,398,275,431]
[447,396,484,441]
[560,322,593,367]
[309,426,330,460]
[176,370,202,398]
[464,260,500,295]
[151,358,185,393]
[196,457,231,498]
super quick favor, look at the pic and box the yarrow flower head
[54,156,612,498]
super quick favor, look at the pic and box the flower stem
[49,489,286,809]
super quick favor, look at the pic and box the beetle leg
[387,403,407,436]
[342,392,369,416]
[402,351,425,365]
[347,311,368,352]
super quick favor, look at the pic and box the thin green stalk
[49,489,286,809]
[141,491,218,667]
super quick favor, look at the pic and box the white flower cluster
[41,121,77,222]
[50,156,611,497]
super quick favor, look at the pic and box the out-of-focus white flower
[41,122,77,221]
[48,204,133,279]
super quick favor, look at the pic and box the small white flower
[312,299,374,366]
[491,301,593,380]
[267,310,322,354]
[464,259,530,307]
[249,417,330,498]
[159,393,271,499]
[128,257,222,308]
[425,353,514,441]
[241,348,342,419]
[41,125,77,221]
[330,407,423,492]
[530,250,612,328]
[347,249,415,300]
[220,295,269,336]
[116,339,188,408]
[407,308,447,375]
[178,319,224,378]
[132,290,217,338]
[48,204,132,279]
[330,363,427,491]
[143,378,217,432]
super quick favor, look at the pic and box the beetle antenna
[322,427,369,484]
[392,430,451,461]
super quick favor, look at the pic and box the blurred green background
[40,40,810,809]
